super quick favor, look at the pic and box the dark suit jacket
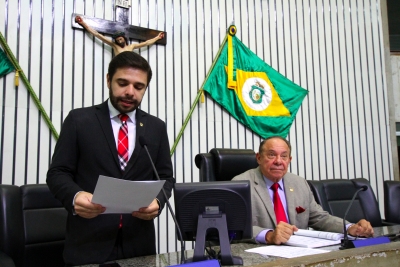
[47,101,174,265]
[232,167,345,241]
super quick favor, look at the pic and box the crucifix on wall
[71,2,166,56]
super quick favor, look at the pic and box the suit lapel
[283,175,297,225]
[124,109,147,174]
[95,101,120,168]
[253,167,277,228]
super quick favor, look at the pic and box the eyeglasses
[265,152,290,161]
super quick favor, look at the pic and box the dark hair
[112,31,125,39]
[108,51,152,85]
[259,136,292,155]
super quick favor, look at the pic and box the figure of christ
[75,16,164,56]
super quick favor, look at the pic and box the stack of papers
[294,229,343,240]
[246,229,362,258]
[284,229,343,248]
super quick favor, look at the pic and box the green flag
[0,47,14,78]
[202,32,308,139]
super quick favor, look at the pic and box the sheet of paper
[245,245,330,258]
[91,175,165,214]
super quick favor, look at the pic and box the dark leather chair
[307,178,385,227]
[195,148,258,182]
[0,184,67,267]
[0,185,20,267]
[384,180,400,224]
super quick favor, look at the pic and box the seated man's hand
[265,222,298,245]
[132,199,159,220]
[74,191,106,219]
[347,219,374,237]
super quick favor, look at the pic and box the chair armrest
[0,251,15,267]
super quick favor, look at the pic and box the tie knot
[271,183,279,192]
[118,114,129,123]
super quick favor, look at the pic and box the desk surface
[78,225,400,267]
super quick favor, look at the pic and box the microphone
[139,136,186,264]
[340,185,368,250]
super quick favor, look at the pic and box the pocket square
[296,206,306,214]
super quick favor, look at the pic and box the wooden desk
[77,225,400,267]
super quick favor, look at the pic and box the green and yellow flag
[0,47,14,78]
[202,27,308,138]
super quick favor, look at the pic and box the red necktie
[117,114,129,229]
[117,114,129,171]
[271,183,288,224]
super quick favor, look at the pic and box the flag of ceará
[202,28,308,139]
[0,48,14,78]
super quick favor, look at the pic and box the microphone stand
[140,140,186,264]
[340,186,367,250]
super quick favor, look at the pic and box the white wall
[0,0,396,253]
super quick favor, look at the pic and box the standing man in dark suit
[47,51,174,265]
[232,136,373,245]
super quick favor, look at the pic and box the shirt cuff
[72,191,82,215]
[345,223,353,233]
[256,229,272,244]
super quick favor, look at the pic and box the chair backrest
[195,148,258,182]
[0,184,67,267]
[384,180,400,224]
[0,185,23,267]
[307,178,383,227]
[20,184,67,267]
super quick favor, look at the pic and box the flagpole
[0,31,59,140]
[169,33,229,156]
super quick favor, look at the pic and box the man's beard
[115,39,126,48]
[109,88,140,113]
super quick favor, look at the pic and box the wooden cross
[71,4,166,45]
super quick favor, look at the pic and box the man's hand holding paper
[74,191,106,219]
[132,198,160,220]
[266,222,298,245]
